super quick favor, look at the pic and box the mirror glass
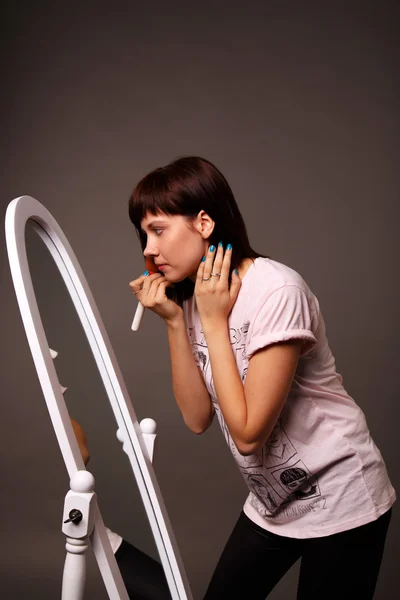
[25,220,166,598]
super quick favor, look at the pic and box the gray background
[1,1,398,598]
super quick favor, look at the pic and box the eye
[153,228,163,236]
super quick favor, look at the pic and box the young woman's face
[141,212,211,282]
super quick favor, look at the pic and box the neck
[237,257,255,279]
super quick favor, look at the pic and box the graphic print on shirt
[263,419,297,468]
[237,420,321,517]
[272,460,320,501]
[187,321,324,517]
[246,472,279,514]
[188,325,217,403]
[232,321,250,383]
[188,323,251,403]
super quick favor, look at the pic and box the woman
[129,156,395,599]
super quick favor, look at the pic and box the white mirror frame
[5,196,193,600]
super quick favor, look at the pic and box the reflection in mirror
[24,220,172,599]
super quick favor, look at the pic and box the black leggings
[116,509,392,599]
[204,509,392,600]
[115,539,172,600]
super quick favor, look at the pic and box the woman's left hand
[195,243,242,329]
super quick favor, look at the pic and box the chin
[163,271,180,283]
[170,275,187,284]
[167,264,196,284]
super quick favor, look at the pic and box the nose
[143,240,159,258]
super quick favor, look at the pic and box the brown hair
[129,156,266,304]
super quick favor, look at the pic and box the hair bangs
[129,170,176,231]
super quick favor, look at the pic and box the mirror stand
[5,196,193,600]
[61,417,157,600]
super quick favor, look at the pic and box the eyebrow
[148,219,167,227]
[142,219,168,231]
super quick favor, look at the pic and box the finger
[129,271,163,296]
[134,275,165,307]
[220,243,232,286]
[142,272,166,298]
[147,273,169,296]
[154,278,174,303]
[211,242,224,283]
[202,244,216,282]
[230,268,242,302]
[129,273,147,295]
[196,254,207,287]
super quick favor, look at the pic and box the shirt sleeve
[246,285,317,359]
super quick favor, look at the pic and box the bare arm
[166,315,214,434]
[129,271,214,434]
[204,320,301,455]
[195,245,302,456]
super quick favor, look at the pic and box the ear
[193,210,215,240]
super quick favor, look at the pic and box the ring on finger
[211,272,221,277]
[202,276,211,281]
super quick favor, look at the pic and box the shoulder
[244,257,313,300]
[241,259,320,357]
[237,258,320,332]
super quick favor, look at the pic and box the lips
[157,264,168,271]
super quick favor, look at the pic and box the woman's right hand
[129,272,184,324]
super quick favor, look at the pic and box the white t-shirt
[184,258,396,538]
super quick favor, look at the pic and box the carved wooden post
[61,470,96,600]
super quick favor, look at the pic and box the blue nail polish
[234,269,239,275]
[143,270,149,275]
[209,245,215,252]
[201,256,206,262]
[227,243,232,250]
[219,241,223,247]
